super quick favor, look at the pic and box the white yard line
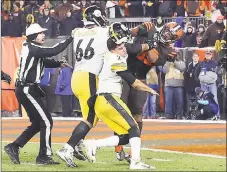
[124,147,226,159]
[143,119,226,124]
[1,117,226,124]
[2,141,226,159]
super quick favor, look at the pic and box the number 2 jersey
[97,52,128,97]
[72,27,109,75]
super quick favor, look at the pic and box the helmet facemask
[160,24,182,44]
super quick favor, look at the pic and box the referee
[4,23,73,165]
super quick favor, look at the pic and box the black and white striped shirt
[17,36,73,84]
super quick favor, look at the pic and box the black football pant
[14,85,53,156]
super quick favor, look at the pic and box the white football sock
[95,136,119,148]
[129,137,141,162]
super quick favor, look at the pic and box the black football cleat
[124,153,131,164]
[36,155,60,165]
[4,143,20,164]
[73,141,86,161]
[73,150,86,161]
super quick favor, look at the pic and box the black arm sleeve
[125,42,142,55]
[43,58,62,68]
[31,36,73,58]
[116,71,136,85]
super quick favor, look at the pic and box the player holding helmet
[56,6,132,167]
[83,22,158,170]
[56,5,159,167]
[115,21,184,162]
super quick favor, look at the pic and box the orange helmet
[160,22,184,44]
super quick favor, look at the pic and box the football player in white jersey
[56,5,110,167]
[83,24,158,170]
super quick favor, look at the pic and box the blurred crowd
[143,49,225,120]
[1,0,227,38]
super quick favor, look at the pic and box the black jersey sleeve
[125,42,142,55]
[116,70,136,85]
[30,36,73,58]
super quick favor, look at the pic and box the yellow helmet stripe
[110,23,119,42]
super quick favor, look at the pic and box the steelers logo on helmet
[159,22,183,44]
[83,5,108,27]
[109,22,131,44]
[93,9,101,17]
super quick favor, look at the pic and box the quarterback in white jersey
[97,51,127,97]
[57,5,109,167]
[83,27,158,169]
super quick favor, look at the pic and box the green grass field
[1,142,226,171]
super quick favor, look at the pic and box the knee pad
[128,126,140,139]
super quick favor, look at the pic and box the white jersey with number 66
[72,27,109,76]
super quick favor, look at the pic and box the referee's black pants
[14,85,53,156]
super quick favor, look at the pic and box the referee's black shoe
[36,155,60,165]
[4,143,20,164]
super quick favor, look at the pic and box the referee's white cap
[26,23,47,36]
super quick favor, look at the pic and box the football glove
[137,22,153,37]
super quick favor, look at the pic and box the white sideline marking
[1,117,226,124]
[124,147,226,159]
[2,141,226,159]
[143,119,226,124]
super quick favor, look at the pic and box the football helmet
[159,22,184,44]
[109,22,131,44]
[83,5,108,27]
